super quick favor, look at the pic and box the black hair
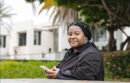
[67,22,91,40]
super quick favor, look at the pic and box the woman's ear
[85,37,88,40]
[84,37,88,43]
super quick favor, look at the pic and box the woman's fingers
[51,66,56,71]
[45,70,51,74]
[45,67,60,79]
[45,70,54,78]
[46,73,52,79]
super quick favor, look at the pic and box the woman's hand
[45,67,60,79]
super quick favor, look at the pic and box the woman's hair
[67,22,91,40]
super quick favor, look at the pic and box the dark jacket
[56,42,104,80]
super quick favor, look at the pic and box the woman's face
[67,25,88,48]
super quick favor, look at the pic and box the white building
[0,19,62,60]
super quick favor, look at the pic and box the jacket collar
[68,42,90,54]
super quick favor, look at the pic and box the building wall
[2,20,55,59]
[53,29,58,52]
[8,19,34,56]
[114,29,123,50]
[0,26,10,56]
[58,26,70,52]
[41,30,54,53]
[15,30,54,56]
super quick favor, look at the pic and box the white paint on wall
[58,26,70,52]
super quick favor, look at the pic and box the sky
[4,0,52,25]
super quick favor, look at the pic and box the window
[98,28,107,41]
[34,31,41,45]
[19,33,26,46]
[92,26,107,42]
[0,35,6,48]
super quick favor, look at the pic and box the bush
[102,50,130,78]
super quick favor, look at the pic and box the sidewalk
[0,79,129,83]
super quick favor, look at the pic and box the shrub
[102,50,130,78]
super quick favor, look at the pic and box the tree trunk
[107,27,117,51]
[120,37,130,50]
[126,40,130,50]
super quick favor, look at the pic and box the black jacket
[56,42,104,80]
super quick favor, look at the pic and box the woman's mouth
[70,41,77,44]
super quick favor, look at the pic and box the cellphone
[40,66,49,71]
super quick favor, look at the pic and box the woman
[45,22,104,80]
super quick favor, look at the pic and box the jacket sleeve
[56,52,69,68]
[57,53,102,80]
[57,69,77,80]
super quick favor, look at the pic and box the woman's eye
[68,33,72,36]
[75,33,80,35]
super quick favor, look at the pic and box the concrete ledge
[0,79,129,83]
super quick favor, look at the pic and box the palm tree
[0,0,14,21]
[0,0,14,32]
[39,0,77,27]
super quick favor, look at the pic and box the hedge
[102,50,130,78]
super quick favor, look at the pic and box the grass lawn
[0,60,129,82]
[0,60,59,78]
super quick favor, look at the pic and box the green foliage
[54,0,109,27]
[54,0,86,8]
[103,50,130,79]
[80,6,109,26]
[0,60,59,78]
[25,0,44,4]
[39,0,45,3]
[25,0,35,2]
[54,0,130,27]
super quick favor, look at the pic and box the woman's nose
[70,34,76,38]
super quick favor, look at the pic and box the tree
[0,0,14,32]
[101,0,130,51]
[25,0,44,16]
[38,0,77,27]
[25,0,78,27]
[54,0,130,51]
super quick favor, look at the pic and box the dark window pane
[34,31,41,45]
[38,31,41,45]
[3,36,6,47]
[19,33,26,46]
[34,32,36,45]
[24,34,26,45]
[0,35,6,48]
[0,37,1,47]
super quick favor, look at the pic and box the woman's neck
[74,48,78,53]
[73,41,88,53]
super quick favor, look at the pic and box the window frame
[34,31,41,45]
